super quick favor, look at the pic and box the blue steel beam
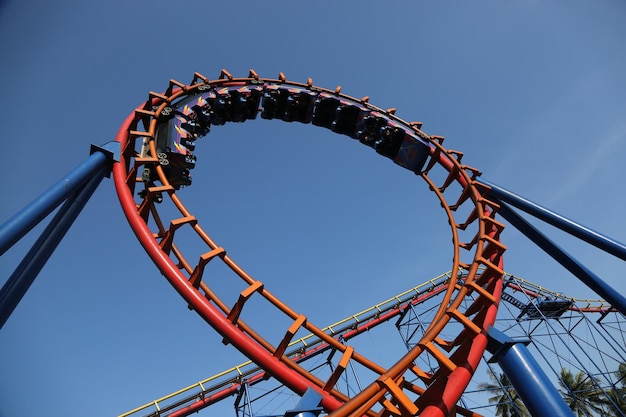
[0,150,109,256]
[0,143,117,329]
[487,327,574,417]
[478,178,626,262]
[494,201,626,315]
[0,164,108,329]
[283,388,323,417]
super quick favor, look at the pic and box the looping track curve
[112,69,506,417]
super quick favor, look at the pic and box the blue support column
[478,178,626,262]
[487,327,574,417]
[0,142,118,330]
[283,388,323,417]
[0,165,107,329]
[0,142,118,256]
[494,201,626,315]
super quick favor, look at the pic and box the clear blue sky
[1,1,625,416]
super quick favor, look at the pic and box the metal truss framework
[120,271,625,417]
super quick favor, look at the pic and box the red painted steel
[113,114,346,413]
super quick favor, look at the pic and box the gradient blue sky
[1,1,625,416]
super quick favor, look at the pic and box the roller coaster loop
[111,70,506,417]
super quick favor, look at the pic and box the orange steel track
[112,70,507,417]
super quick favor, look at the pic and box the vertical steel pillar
[487,327,574,417]
[0,143,118,329]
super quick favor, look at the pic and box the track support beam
[283,388,323,417]
[0,143,118,330]
[479,178,626,261]
[493,200,626,315]
[487,327,574,417]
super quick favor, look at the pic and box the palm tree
[558,368,610,416]
[606,362,626,417]
[605,388,626,417]
[477,369,529,417]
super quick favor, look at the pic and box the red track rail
[113,70,506,417]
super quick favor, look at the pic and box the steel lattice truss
[401,274,626,417]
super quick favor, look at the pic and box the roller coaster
[1,70,625,417]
